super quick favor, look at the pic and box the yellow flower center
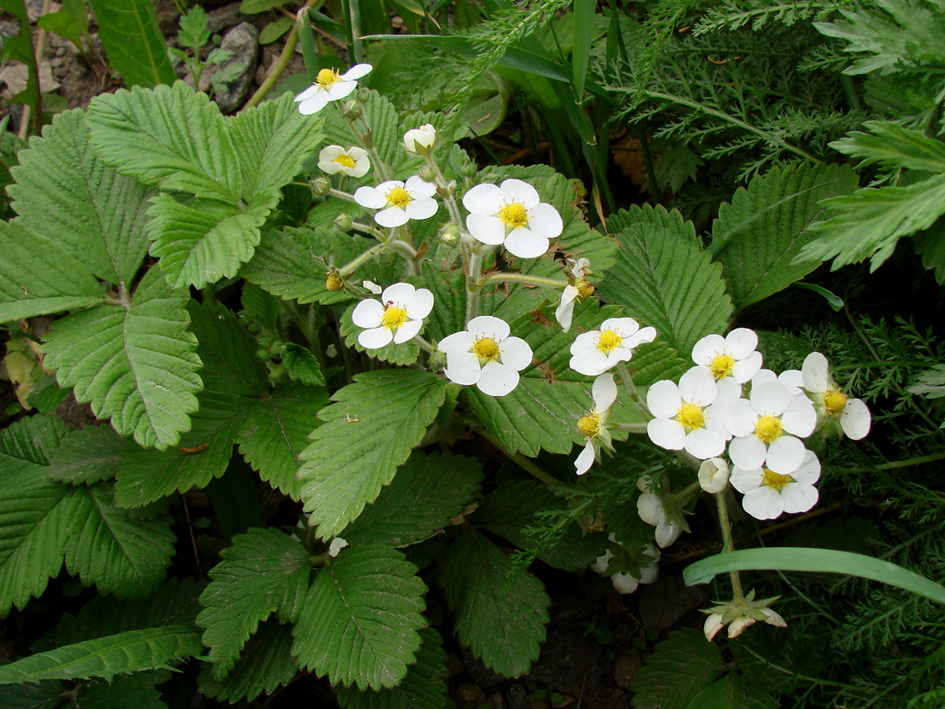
[386,186,412,209]
[755,415,783,443]
[710,353,735,380]
[472,337,501,362]
[823,389,847,415]
[381,305,408,330]
[499,202,529,229]
[576,278,595,300]
[577,413,601,438]
[676,403,706,431]
[333,154,356,169]
[316,68,339,89]
[596,329,622,355]
[761,468,794,492]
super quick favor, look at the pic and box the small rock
[487,691,506,709]
[207,2,244,33]
[27,0,61,22]
[507,683,530,709]
[0,60,60,98]
[613,648,643,691]
[205,21,259,114]
[455,683,487,708]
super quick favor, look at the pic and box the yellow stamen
[381,305,408,330]
[472,337,501,362]
[755,415,783,443]
[576,278,595,300]
[499,202,529,229]
[761,468,794,492]
[386,186,412,209]
[596,329,622,355]
[823,389,847,415]
[577,413,601,438]
[676,403,705,431]
[710,353,735,380]
[333,154,356,169]
[317,68,339,89]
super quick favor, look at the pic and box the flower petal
[467,315,510,340]
[477,362,520,396]
[374,206,411,228]
[780,481,818,514]
[438,330,476,356]
[729,434,766,470]
[527,203,564,238]
[725,328,758,359]
[840,398,871,440]
[592,373,618,412]
[498,336,532,371]
[466,214,506,245]
[691,334,725,365]
[298,91,330,115]
[340,63,373,80]
[802,352,830,393]
[462,183,504,213]
[503,228,549,259]
[500,179,540,208]
[443,351,481,386]
[405,174,437,199]
[358,327,393,349]
[353,185,387,209]
[405,197,439,221]
[555,286,579,332]
[575,441,596,475]
[647,380,682,419]
[684,428,726,459]
[352,299,384,328]
[765,436,806,474]
[647,418,686,450]
[392,319,423,343]
[742,487,783,520]
[407,288,435,319]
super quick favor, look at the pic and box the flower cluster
[590,534,660,595]
[645,329,871,521]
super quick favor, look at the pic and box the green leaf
[0,626,202,683]
[67,675,167,709]
[684,547,945,605]
[239,0,289,12]
[572,0,594,98]
[282,343,326,386]
[292,545,427,690]
[298,371,448,539]
[473,481,606,572]
[914,216,945,285]
[87,82,241,202]
[0,680,61,708]
[63,483,175,598]
[177,6,210,51]
[0,221,105,321]
[342,451,483,547]
[598,206,733,357]
[147,194,272,289]
[831,120,945,173]
[335,627,449,709]
[239,384,329,500]
[86,0,176,87]
[259,16,294,44]
[8,109,155,285]
[710,163,858,310]
[797,173,945,272]
[45,425,125,486]
[685,675,778,709]
[42,266,203,450]
[199,619,298,703]
[439,529,548,677]
[632,628,724,709]
[198,527,313,678]
[226,92,324,198]
[240,226,369,305]
[0,0,41,122]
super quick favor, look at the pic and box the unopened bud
[325,272,344,291]
[439,223,460,246]
[333,212,353,232]
[418,165,437,183]
[403,123,437,155]
[460,162,478,178]
[342,99,363,120]
[356,87,371,103]
[311,176,331,195]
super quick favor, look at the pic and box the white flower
[354,175,438,228]
[438,315,532,397]
[691,328,763,400]
[462,179,563,258]
[802,352,871,440]
[730,449,821,520]
[698,457,730,494]
[351,282,434,349]
[636,490,683,548]
[294,63,372,115]
[574,373,617,475]
[704,591,787,641]
[591,534,659,595]
[569,317,656,376]
[724,380,816,473]
[555,258,594,333]
[317,145,370,177]
[646,368,730,460]
[752,367,804,396]
[403,123,436,154]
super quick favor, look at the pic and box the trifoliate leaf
[147,194,273,290]
[0,626,202,683]
[198,619,298,703]
[45,426,126,486]
[226,92,324,198]
[342,451,483,547]
[86,82,241,202]
[8,109,154,285]
[473,481,606,571]
[334,627,449,709]
[0,221,105,321]
[239,384,329,500]
[711,163,858,310]
[299,371,448,539]
[339,302,420,366]
[240,226,368,305]
[292,545,427,691]
[42,266,202,450]
[632,628,724,709]
[197,527,313,679]
[439,529,549,677]
[598,207,733,357]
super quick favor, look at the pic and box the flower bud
[356,87,371,103]
[403,123,437,154]
[460,162,478,178]
[325,272,344,291]
[438,222,460,246]
[311,176,331,195]
[342,99,363,120]
[418,165,437,183]
[333,212,353,232]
